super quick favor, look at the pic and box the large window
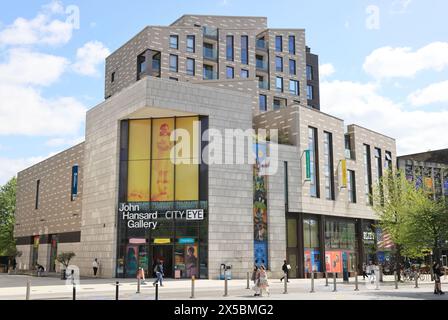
[276,76,283,92]
[289,59,296,75]
[226,66,234,79]
[275,36,283,52]
[259,95,267,111]
[308,127,319,198]
[303,217,321,273]
[374,148,383,183]
[170,35,179,49]
[186,58,195,76]
[364,144,373,205]
[307,65,313,81]
[307,85,314,100]
[385,151,393,170]
[276,56,283,72]
[289,35,295,54]
[324,132,335,200]
[289,79,299,96]
[240,69,249,78]
[169,54,178,72]
[347,170,356,203]
[241,35,249,65]
[187,35,195,53]
[324,219,357,273]
[226,35,234,61]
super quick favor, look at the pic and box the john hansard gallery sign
[118,202,207,229]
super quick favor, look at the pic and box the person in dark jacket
[280,260,290,282]
[153,260,164,287]
[433,262,445,295]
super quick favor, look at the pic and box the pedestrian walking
[258,266,270,297]
[362,263,367,280]
[252,266,260,296]
[433,262,445,295]
[280,260,290,282]
[368,261,376,284]
[92,258,99,277]
[153,260,164,287]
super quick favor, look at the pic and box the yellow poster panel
[152,118,175,160]
[175,117,200,161]
[175,163,199,201]
[127,160,150,202]
[151,159,174,201]
[128,120,151,161]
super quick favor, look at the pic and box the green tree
[0,177,19,269]
[372,170,417,280]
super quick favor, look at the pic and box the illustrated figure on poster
[185,246,198,278]
[126,248,137,276]
[152,122,172,201]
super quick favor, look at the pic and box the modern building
[14,15,396,280]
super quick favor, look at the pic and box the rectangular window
[307,65,313,81]
[240,69,249,78]
[364,144,373,205]
[226,66,234,79]
[137,53,147,74]
[186,58,195,76]
[241,35,249,65]
[375,148,383,183]
[71,165,79,201]
[276,76,283,92]
[170,35,179,49]
[276,56,283,72]
[289,59,296,75]
[169,54,178,72]
[169,77,178,81]
[289,35,296,54]
[259,94,267,111]
[385,151,393,170]
[308,127,319,198]
[226,35,234,61]
[307,85,314,100]
[273,97,286,110]
[187,35,195,53]
[284,161,289,210]
[203,64,214,80]
[324,132,335,200]
[111,72,115,83]
[348,170,357,203]
[35,180,40,210]
[275,36,283,52]
[289,79,299,96]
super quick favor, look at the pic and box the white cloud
[0,156,46,185]
[45,136,84,147]
[320,80,448,155]
[408,80,448,107]
[0,84,86,136]
[391,0,412,14]
[319,63,335,79]
[0,48,68,86]
[363,42,448,79]
[72,41,110,76]
[0,5,74,46]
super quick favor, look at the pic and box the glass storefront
[303,217,321,273]
[324,219,357,273]
[117,117,208,279]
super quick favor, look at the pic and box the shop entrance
[152,246,173,278]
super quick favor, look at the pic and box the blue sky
[0,0,447,184]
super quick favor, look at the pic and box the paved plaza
[0,274,446,300]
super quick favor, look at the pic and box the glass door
[287,249,299,279]
[152,246,173,278]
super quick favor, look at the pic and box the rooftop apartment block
[14,15,397,280]
[105,14,320,113]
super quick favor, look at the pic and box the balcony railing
[203,26,218,39]
[256,60,268,72]
[203,69,218,80]
[203,47,218,61]
[258,80,269,90]
[256,39,267,51]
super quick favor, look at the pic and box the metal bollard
[73,284,76,300]
[354,272,359,291]
[310,272,315,293]
[333,273,337,292]
[190,276,195,299]
[283,274,288,294]
[136,277,141,294]
[155,283,159,300]
[415,274,419,289]
[115,281,120,300]
[325,272,329,287]
[246,272,250,290]
[26,280,31,300]
[224,271,228,297]
[394,271,398,289]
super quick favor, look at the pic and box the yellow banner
[341,160,347,188]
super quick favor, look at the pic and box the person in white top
[92,258,99,277]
